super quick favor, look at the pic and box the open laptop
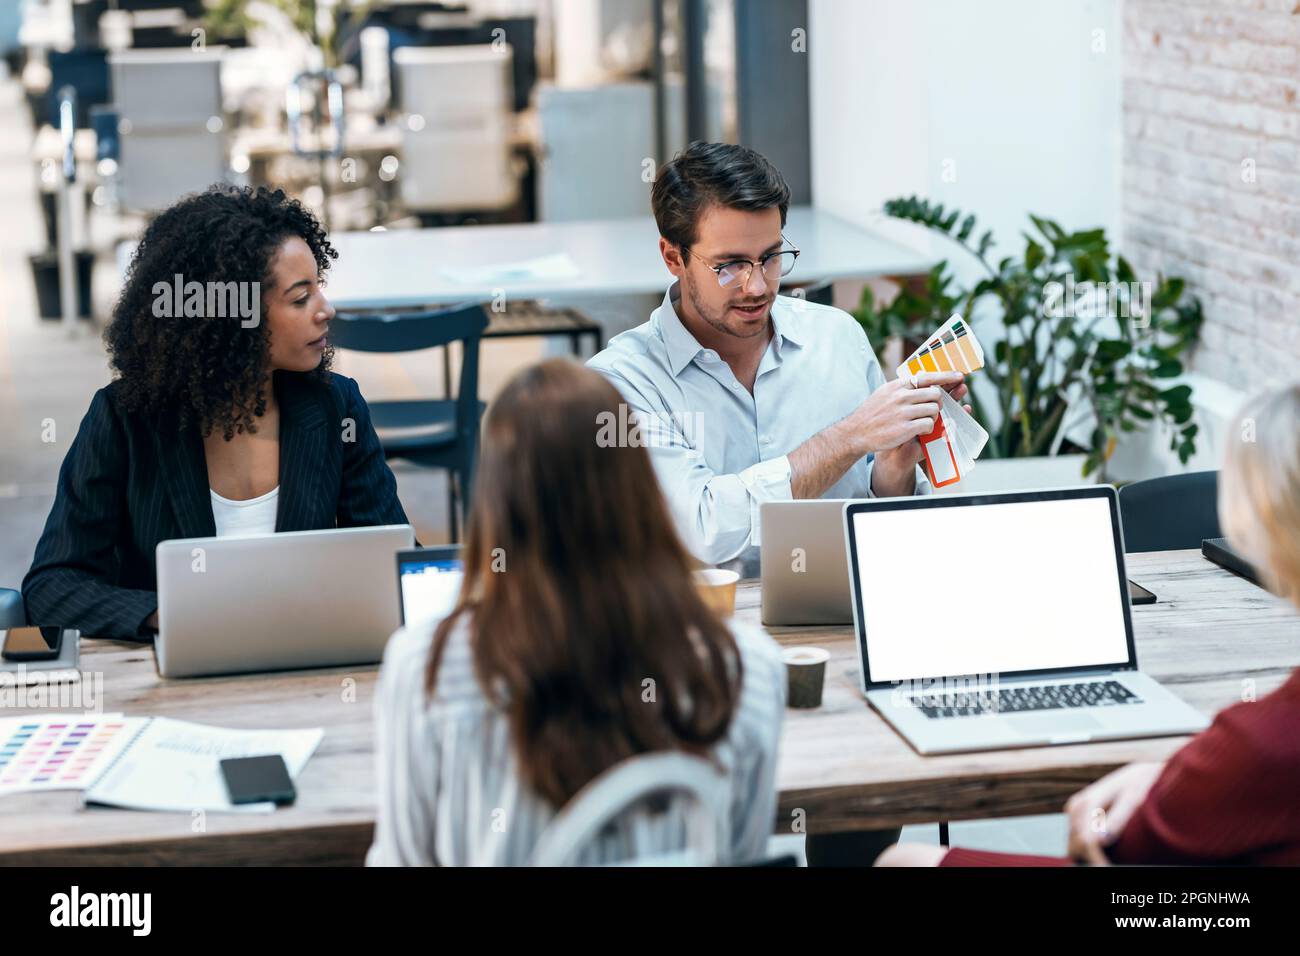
[155,524,414,678]
[763,497,1161,626]
[844,487,1208,754]
[761,499,859,625]
[396,546,464,628]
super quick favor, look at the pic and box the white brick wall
[1123,0,1300,388]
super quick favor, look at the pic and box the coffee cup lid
[694,568,740,586]
[781,646,830,665]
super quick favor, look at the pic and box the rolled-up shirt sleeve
[863,453,931,500]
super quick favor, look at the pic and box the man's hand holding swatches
[790,370,968,499]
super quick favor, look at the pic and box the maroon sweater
[942,670,1300,867]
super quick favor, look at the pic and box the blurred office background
[2,0,1293,581]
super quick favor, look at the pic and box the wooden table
[1,550,1295,864]
[761,550,1300,834]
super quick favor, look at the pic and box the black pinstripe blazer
[22,371,410,639]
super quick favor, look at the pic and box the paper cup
[783,645,831,708]
[693,568,740,617]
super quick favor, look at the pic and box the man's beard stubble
[683,273,770,341]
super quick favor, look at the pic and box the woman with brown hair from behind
[368,358,786,865]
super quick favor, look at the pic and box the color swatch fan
[897,315,989,489]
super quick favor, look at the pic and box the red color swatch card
[897,315,990,488]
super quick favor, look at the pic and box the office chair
[530,752,732,866]
[108,49,226,214]
[45,48,111,129]
[1118,470,1220,553]
[0,589,27,629]
[393,45,519,218]
[329,305,489,543]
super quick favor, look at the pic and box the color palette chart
[895,314,989,488]
[0,714,136,796]
[897,314,985,382]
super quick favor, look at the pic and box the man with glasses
[589,141,966,576]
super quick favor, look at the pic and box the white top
[210,486,279,538]
[366,617,786,867]
[588,284,931,574]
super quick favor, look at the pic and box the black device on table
[220,755,296,806]
[1,626,65,662]
[1127,580,1157,605]
[1202,537,1261,586]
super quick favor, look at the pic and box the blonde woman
[878,382,1300,867]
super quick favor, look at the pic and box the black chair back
[330,303,489,436]
[331,305,490,539]
[47,48,110,129]
[1118,470,1220,553]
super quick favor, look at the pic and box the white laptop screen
[849,494,1132,685]
[399,556,464,628]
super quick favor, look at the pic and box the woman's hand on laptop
[1065,760,1165,864]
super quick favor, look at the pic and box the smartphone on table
[1,626,64,662]
[1128,580,1157,605]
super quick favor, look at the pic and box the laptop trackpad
[1001,713,1103,737]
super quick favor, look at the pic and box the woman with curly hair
[22,185,409,639]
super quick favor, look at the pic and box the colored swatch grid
[0,715,132,795]
[900,315,985,380]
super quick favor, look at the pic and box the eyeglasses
[683,239,801,289]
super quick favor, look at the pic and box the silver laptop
[845,487,1208,754]
[760,499,860,625]
[156,524,414,678]
[762,498,1157,626]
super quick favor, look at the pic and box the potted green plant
[854,197,1204,481]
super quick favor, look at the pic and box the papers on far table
[439,252,581,287]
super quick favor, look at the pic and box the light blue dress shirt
[588,283,929,574]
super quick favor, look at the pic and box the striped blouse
[366,616,786,866]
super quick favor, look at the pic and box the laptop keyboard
[910,680,1143,719]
